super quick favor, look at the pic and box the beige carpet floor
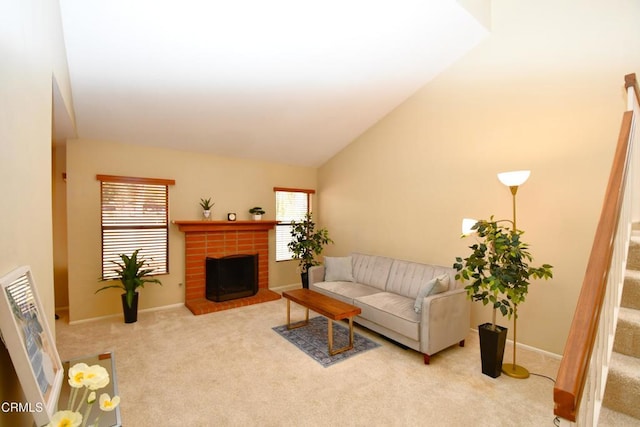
[55,297,566,426]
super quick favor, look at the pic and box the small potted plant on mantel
[249,206,265,220]
[288,213,333,288]
[453,217,552,378]
[200,197,214,220]
[96,249,162,323]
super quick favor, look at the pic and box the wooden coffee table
[282,288,362,356]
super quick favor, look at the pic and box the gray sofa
[308,252,470,364]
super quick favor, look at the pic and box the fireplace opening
[206,254,259,302]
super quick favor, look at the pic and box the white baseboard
[68,302,186,325]
[270,283,302,293]
[469,327,562,360]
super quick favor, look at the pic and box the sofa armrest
[419,288,471,356]
[308,265,325,287]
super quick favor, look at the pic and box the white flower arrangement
[46,362,120,427]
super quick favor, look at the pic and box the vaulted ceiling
[58,0,488,167]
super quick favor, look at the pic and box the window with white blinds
[274,187,314,261]
[98,175,175,279]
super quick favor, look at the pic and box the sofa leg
[423,354,430,365]
[459,340,465,347]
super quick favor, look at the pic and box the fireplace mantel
[173,220,279,233]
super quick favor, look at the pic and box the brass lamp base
[502,363,530,379]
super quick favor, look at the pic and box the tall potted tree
[96,249,162,323]
[453,217,552,377]
[288,213,333,288]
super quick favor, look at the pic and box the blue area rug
[272,316,381,367]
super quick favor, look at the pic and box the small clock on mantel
[227,213,237,221]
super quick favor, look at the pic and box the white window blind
[274,188,314,261]
[98,175,175,279]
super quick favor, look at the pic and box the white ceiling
[59,0,488,167]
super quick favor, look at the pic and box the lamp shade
[461,218,478,236]
[497,170,530,187]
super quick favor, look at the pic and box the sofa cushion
[324,256,354,282]
[386,260,457,298]
[354,292,420,341]
[351,253,394,290]
[413,273,449,313]
[430,273,450,295]
[310,281,381,305]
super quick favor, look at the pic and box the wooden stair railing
[554,73,639,424]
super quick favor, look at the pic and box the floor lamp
[497,170,531,379]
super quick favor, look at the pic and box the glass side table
[58,352,122,427]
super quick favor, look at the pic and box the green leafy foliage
[287,213,333,273]
[453,217,553,326]
[199,197,214,210]
[249,207,265,215]
[96,249,162,308]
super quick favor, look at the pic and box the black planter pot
[478,322,508,378]
[121,292,139,324]
[301,272,309,289]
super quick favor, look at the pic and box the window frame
[97,174,175,279]
[274,187,315,262]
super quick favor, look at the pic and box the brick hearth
[173,220,281,314]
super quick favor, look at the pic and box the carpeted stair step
[613,307,640,358]
[626,236,640,271]
[603,352,640,419]
[622,270,640,310]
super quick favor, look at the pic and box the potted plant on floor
[288,213,333,288]
[453,217,552,377]
[200,197,214,220]
[249,206,265,220]
[96,249,162,323]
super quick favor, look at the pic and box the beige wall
[66,139,317,321]
[53,146,69,309]
[318,0,640,355]
[0,0,73,425]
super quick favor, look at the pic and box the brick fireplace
[173,220,281,314]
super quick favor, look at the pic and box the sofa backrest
[351,252,393,291]
[385,259,458,299]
